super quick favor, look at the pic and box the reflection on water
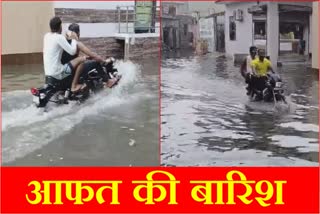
[161,52,318,166]
[2,59,159,166]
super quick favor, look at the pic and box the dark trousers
[246,74,267,94]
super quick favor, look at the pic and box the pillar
[266,2,279,67]
[124,36,130,60]
[312,1,319,69]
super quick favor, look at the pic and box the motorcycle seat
[45,76,72,89]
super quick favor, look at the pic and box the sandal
[71,83,87,93]
[104,78,120,88]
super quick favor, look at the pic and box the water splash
[2,60,144,163]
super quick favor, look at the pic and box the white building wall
[266,2,279,67]
[309,13,312,54]
[312,1,319,69]
[224,2,256,58]
[224,2,313,63]
[303,20,309,55]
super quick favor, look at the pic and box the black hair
[258,49,265,55]
[249,46,257,53]
[68,23,80,35]
[50,17,62,33]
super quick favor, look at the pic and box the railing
[116,5,160,34]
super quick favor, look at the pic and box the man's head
[257,49,266,61]
[68,23,80,38]
[50,17,62,33]
[249,46,257,58]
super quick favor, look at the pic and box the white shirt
[43,32,77,77]
[246,55,256,74]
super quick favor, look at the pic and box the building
[188,2,225,17]
[162,2,195,50]
[311,1,319,71]
[2,2,54,64]
[216,1,313,66]
[162,1,189,16]
[198,12,225,53]
[2,1,160,64]
[166,2,226,53]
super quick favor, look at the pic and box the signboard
[134,1,156,33]
[199,18,214,52]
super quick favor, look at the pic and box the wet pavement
[2,59,159,166]
[161,51,319,166]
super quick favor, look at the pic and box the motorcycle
[246,72,287,104]
[31,58,121,108]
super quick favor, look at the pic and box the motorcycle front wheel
[262,89,273,102]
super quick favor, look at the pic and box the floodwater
[161,51,319,166]
[2,59,159,166]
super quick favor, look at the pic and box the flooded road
[2,59,159,166]
[161,52,318,166]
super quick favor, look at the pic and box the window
[168,6,176,16]
[229,16,236,40]
[184,24,188,36]
[279,23,303,40]
[254,21,266,40]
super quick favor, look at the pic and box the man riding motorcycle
[240,46,257,95]
[251,49,274,76]
[249,49,275,100]
[240,47,286,103]
[43,17,87,93]
[62,23,119,89]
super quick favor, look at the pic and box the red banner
[1,167,319,213]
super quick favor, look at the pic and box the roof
[162,2,188,5]
[215,0,235,4]
[205,11,225,18]
[215,1,253,5]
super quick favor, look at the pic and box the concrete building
[188,2,225,17]
[162,1,189,15]
[2,1,160,64]
[216,1,313,66]
[198,12,225,53]
[311,1,319,70]
[166,2,226,53]
[162,2,195,50]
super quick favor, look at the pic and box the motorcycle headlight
[275,82,282,88]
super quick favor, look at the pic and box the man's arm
[240,58,247,77]
[57,35,78,55]
[267,61,275,73]
[77,42,104,63]
[268,65,274,73]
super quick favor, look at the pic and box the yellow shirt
[246,55,257,74]
[251,58,271,77]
